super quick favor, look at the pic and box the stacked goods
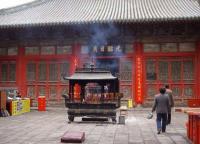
[85,94,101,104]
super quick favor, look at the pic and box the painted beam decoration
[136,56,142,104]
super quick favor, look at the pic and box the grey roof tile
[0,0,199,27]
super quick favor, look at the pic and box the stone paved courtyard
[0,107,191,144]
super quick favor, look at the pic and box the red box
[38,96,46,111]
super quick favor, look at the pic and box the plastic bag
[147,112,153,119]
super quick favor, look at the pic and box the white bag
[147,112,153,119]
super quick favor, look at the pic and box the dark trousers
[167,113,171,124]
[156,113,167,132]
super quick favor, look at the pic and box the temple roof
[0,0,200,28]
[64,68,117,80]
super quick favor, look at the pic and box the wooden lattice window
[144,44,160,52]
[25,46,39,55]
[1,63,7,81]
[39,86,46,96]
[146,59,156,81]
[38,62,46,81]
[171,86,181,98]
[1,62,16,81]
[120,60,132,81]
[147,85,157,98]
[8,47,18,55]
[161,43,177,52]
[171,61,181,82]
[179,43,195,52]
[57,46,72,54]
[60,62,70,82]
[49,86,57,99]
[0,48,7,55]
[41,46,55,55]
[120,86,132,99]
[145,57,195,99]
[183,60,194,80]
[0,47,18,55]
[183,85,193,97]
[27,63,36,81]
[158,61,168,81]
[9,63,16,81]
[61,86,69,96]
[27,86,35,98]
[124,44,134,53]
[49,63,58,81]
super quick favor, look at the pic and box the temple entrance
[96,59,119,77]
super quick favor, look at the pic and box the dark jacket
[166,89,174,107]
[152,93,170,114]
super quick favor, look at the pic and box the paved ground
[0,107,191,144]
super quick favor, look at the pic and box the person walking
[165,84,174,125]
[152,87,170,134]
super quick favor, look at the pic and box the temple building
[0,0,200,106]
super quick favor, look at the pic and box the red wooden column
[134,42,144,104]
[16,47,26,97]
[196,41,200,98]
[70,43,81,75]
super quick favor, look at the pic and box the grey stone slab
[0,108,192,144]
[157,137,174,144]
[83,140,99,144]
[144,140,160,144]
[129,139,144,143]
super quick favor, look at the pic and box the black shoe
[157,130,161,134]
[167,121,170,125]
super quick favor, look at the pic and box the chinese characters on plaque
[91,45,122,54]
[81,44,135,55]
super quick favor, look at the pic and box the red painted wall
[16,47,26,97]
[2,40,199,105]
[196,41,200,98]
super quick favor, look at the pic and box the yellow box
[11,99,30,116]
[128,99,133,108]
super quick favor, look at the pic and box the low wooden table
[175,107,200,113]
[175,107,200,144]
